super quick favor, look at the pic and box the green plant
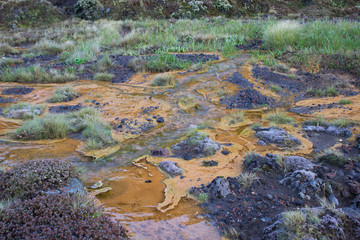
[263,21,302,50]
[236,172,259,188]
[270,84,282,93]
[0,43,19,55]
[47,87,80,103]
[266,111,294,124]
[74,0,104,20]
[223,111,246,125]
[15,115,69,140]
[307,86,338,97]
[196,193,208,203]
[150,74,176,87]
[338,99,352,105]
[317,149,346,167]
[94,72,115,82]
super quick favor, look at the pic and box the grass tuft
[94,72,115,82]
[266,111,294,124]
[47,87,80,103]
[150,74,175,87]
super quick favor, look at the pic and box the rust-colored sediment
[0,54,359,239]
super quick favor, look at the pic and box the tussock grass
[307,86,338,97]
[94,72,115,82]
[150,74,175,86]
[15,108,116,150]
[264,20,302,50]
[236,172,259,188]
[3,102,45,119]
[47,87,79,103]
[266,111,294,124]
[0,58,24,66]
[338,99,352,105]
[94,55,113,71]
[16,115,69,140]
[0,65,76,83]
[223,111,246,125]
[304,115,357,128]
[0,43,19,55]
[31,39,74,55]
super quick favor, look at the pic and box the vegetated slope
[0,0,359,28]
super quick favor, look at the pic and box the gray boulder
[283,156,316,172]
[255,127,301,148]
[158,161,183,177]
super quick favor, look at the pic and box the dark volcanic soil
[191,150,360,239]
[1,87,34,95]
[220,71,271,109]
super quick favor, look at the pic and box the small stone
[221,150,230,155]
[265,193,273,200]
[157,117,165,123]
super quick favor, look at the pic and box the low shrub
[0,193,128,239]
[0,160,78,200]
[74,0,104,20]
[317,149,346,167]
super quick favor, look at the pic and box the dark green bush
[0,193,128,239]
[74,0,104,20]
[0,160,78,200]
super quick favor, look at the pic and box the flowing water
[1,54,359,239]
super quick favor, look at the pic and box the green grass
[270,84,282,93]
[3,102,45,119]
[15,108,116,150]
[0,65,76,83]
[266,111,295,124]
[47,87,80,103]
[150,74,175,86]
[0,43,19,55]
[94,72,115,82]
[0,58,24,67]
[196,193,208,203]
[303,115,357,128]
[338,99,352,105]
[223,111,246,125]
[306,86,338,97]
[15,115,69,140]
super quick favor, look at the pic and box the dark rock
[151,148,170,157]
[202,160,218,167]
[221,150,230,155]
[156,117,164,123]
